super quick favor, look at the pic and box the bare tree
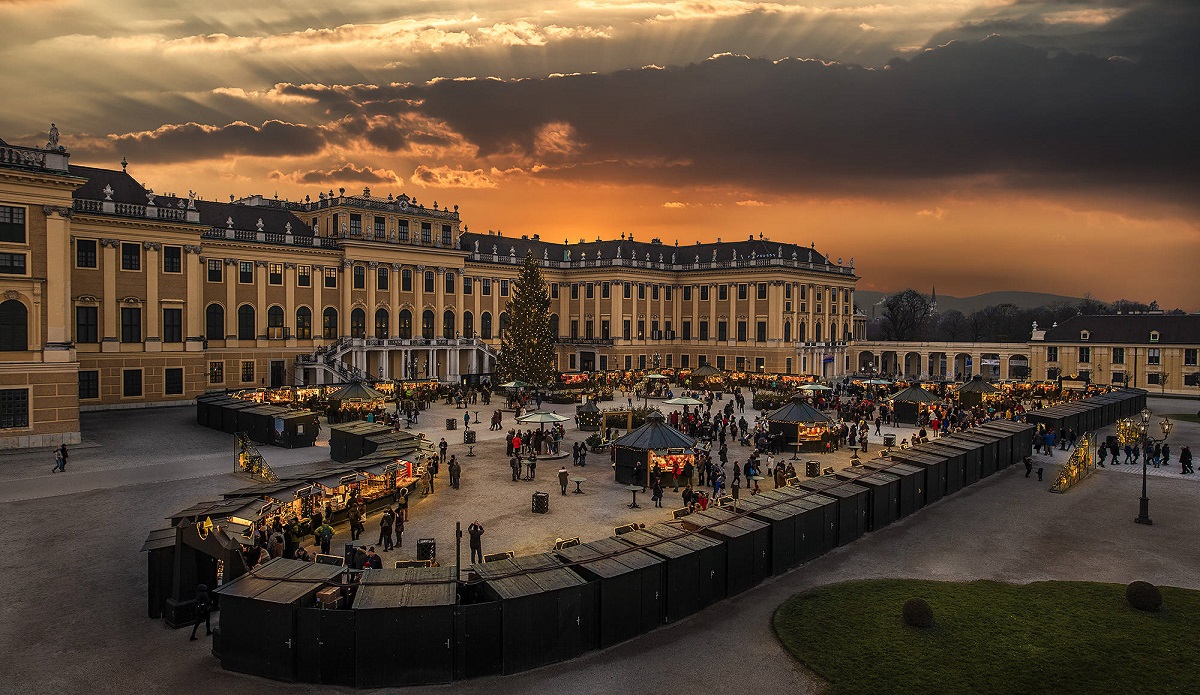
[882,290,931,341]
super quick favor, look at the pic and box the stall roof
[557,543,634,579]
[313,469,363,489]
[355,566,457,609]
[169,498,248,522]
[328,382,387,401]
[611,411,697,451]
[641,523,724,552]
[251,561,345,605]
[214,557,312,599]
[689,364,724,377]
[765,394,831,424]
[141,527,175,553]
[588,537,662,571]
[513,553,588,592]
[891,385,940,403]
[616,529,692,559]
[957,377,999,394]
[474,555,580,599]
[578,400,601,413]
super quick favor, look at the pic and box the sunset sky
[3,0,1196,308]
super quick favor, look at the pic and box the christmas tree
[496,252,556,385]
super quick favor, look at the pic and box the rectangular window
[1185,349,1198,366]
[164,367,184,395]
[586,283,594,300]
[716,355,726,370]
[324,267,337,288]
[1078,346,1090,363]
[717,321,728,341]
[1147,373,1161,385]
[737,321,747,342]
[0,388,30,428]
[665,287,672,301]
[163,246,182,273]
[120,307,141,343]
[623,320,631,341]
[550,283,559,299]
[374,216,386,239]
[700,286,709,301]
[600,355,608,371]
[239,261,253,284]
[423,271,434,293]
[637,320,645,340]
[0,252,28,275]
[1147,348,1160,365]
[209,361,224,384]
[680,354,690,368]
[463,276,473,295]
[0,205,25,243]
[377,266,389,291]
[571,284,579,300]
[162,308,183,343]
[699,320,709,341]
[1184,373,1200,386]
[1112,371,1125,384]
[500,280,510,296]
[786,357,792,374]
[638,284,646,300]
[601,282,610,299]
[682,321,692,341]
[718,285,728,301]
[397,220,409,242]
[570,320,579,339]
[349,213,362,236]
[78,371,99,400]
[75,306,98,343]
[624,355,632,370]
[122,369,142,397]
[352,265,365,289]
[651,285,659,300]
[269,263,283,285]
[738,284,747,300]
[297,265,311,287]
[76,239,98,268]
[784,284,792,299]
[207,259,223,283]
[121,243,141,271]
[683,286,691,301]
[800,285,807,300]
[755,357,765,372]
[441,225,452,246]
[241,360,255,383]
[421,222,432,243]
[482,279,491,295]
[1046,347,1058,361]
[666,354,673,368]
[757,283,767,300]
[623,283,631,299]
[601,320,610,339]
[756,321,767,342]
[445,272,456,294]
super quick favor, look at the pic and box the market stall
[764,394,833,454]
[576,400,602,431]
[889,384,940,425]
[609,411,697,485]
[956,376,1000,408]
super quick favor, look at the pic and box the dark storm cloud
[279,163,399,185]
[91,119,325,163]
[384,36,1196,199]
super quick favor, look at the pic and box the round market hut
[890,384,940,425]
[764,394,833,454]
[610,411,697,485]
[956,376,1000,408]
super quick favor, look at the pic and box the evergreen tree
[495,253,556,385]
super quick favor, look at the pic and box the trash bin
[464,429,477,444]
[883,433,897,447]
[532,492,550,514]
[445,418,457,430]
[416,538,437,561]
[805,460,820,478]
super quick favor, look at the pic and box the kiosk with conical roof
[610,411,697,485]
[764,393,833,453]
[890,384,940,425]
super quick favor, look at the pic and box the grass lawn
[773,579,1200,695]
[1163,413,1200,425]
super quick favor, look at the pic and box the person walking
[572,441,581,466]
[1024,456,1033,478]
[468,521,485,564]
[651,479,664,508]
[52,448,65,473]
[394,514,405,548]
[189,584,212,641]
[438,437,448,465]
[1097,443,1107,467]
[316,520,334,556]
[559,466,569,495]
[527,451,537,481]
[579,447,587,467]
[1180,446,1193,474]
[510,454,521,482]
[1162,443,1171,465]
[378,507,395,551]
[349,503,364,541]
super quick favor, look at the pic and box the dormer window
[1080,330,1089,341]
[1150,331,1160,343]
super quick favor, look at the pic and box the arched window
[237,305,255,341]
[421,310,435,339]
[798,321,806,343]
[398,309,412,339]
[350,308,366,338]
[205,304,224,341]
[783,321,791,343]
[443,310,455,339]
[0,299,28,350]
[463,311,474,339]
[322,307,338,339]
[549,313,560,338]
[267,305,284,328]
[814,321,822,343]
[296,307,312,340]
[498,312,510,337]
[843,323,850,341]
[481,312,492,340]
[375,308,389,339]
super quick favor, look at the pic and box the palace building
[0,133,862,449]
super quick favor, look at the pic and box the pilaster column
[42,207,72,350]
[367,261,378,338]
[435,267,445,338]
[184,246,204,350]
[312,264,324,341]
[284,263,297,346]
[224,258,238,340]
[256,260,268,341]
[100,239,119,350]
[144,242,162,351]
[390,264,403,339]
[414,265,425,336]
[340,260,352,336]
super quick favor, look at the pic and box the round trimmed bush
[902,597,934,628]
[1126,581,1163,612]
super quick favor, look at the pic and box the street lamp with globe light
[1134,408,1173,526]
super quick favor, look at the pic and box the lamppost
[1133,407,1173,526]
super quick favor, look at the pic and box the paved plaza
[1,396,1198,694]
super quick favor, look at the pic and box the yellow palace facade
[0,134,861,449]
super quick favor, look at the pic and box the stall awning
[313,470,363,489]
[141,528,176,553]
[611,411,697,450]
[891,384,940,403]
[765,395,831,424]
[957,377,999,394]
[328,382,387,401]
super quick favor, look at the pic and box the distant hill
[856,290,1085,316]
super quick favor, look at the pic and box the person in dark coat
[559,466,569,495]
[468,521,484,564]
[189,584,212,641]
[1024,456,1033,478]
[363,547,383,569]
[378,508,395,551]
